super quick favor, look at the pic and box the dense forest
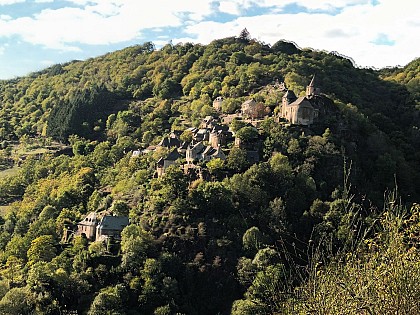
[0,33,419,314]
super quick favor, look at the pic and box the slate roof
[167,148,182,160]
[283,90,297,102]
[288,96,312,107]
[158,137,181,148]
[97,216,129,231]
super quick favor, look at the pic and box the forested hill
[0,35,419,314]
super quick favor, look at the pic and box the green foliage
[27,235,57,266]
[271,40,300,55]
[47,85,116,142]
[121,225,155,271]
[242,226,264,251]
[236,126,259,143]
[0,35,418,315]
[227,147,249,172]
[0,287,34,315]
[295,201,420,315]
[88,285,126,315]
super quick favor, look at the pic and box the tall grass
[291,193,420,314]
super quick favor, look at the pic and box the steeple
[306,74,316,97]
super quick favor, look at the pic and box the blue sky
[0,0,419,80]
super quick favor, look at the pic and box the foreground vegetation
[0,33,419,314]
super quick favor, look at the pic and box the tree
[88,285,126,315]
[1,256,24,285]
[110,200,130,216]
[27,235,57,266]
[0,287,34,315]
[245,264,287,312]
[231,299,265,315]
[192,181,233,215]
[227,147,249,172]
[239,28,251,42]
[271,40,299,55]
[180,129,193,143]
[230,118,247,132]
[206,158,225,178]
[242,226,264,252]
[121,225,155,271]
[236,126,259,143]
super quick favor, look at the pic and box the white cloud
[174,0,420,68]
[0,14,12,20]
[0,0,419,69]
[218,1,241,15]
[34,0,54,3]
[0,0,217,50]
[0,0,25,5]
[215,0,369,13]
[267,0,367,11]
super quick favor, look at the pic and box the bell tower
[306,75,316,98]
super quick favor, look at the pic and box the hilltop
[0,35,419,314]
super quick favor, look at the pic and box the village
[74,75,332,243]
[143,75,329,178]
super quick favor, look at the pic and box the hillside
[0,36,419,314]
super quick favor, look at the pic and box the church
[280,76,320,126]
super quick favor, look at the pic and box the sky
[0,0,419,80]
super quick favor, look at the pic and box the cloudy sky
[0,0,419,79]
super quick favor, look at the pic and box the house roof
[188,141,205,151]
[212,124,229,132]
[213,146,226,158]
[202,146,215,156]
[158,137,181,148]
[203,116,214,122]
[283,90,297,101]
[166,148,182,161]
[78,212,98,226]
[97,216,129,231]
[157,148,181,166]
[288,96,313,107]
[179,141,189,150]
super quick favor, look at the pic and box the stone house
[156,148,182,177]
[209,125,233,148]
[193,128,210,142]
[201,145,226,162]
[241,99,270,119]
[186,141,226,163]
[76,212,98,240]
[76,213,129,242]
[186,142,205,163]
[96,216,129,241]
[200,116,216,129]
[241,99,257,117]
[213,96,223,111]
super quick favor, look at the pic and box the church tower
[306,75,316,98]
[281,89,297,118]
